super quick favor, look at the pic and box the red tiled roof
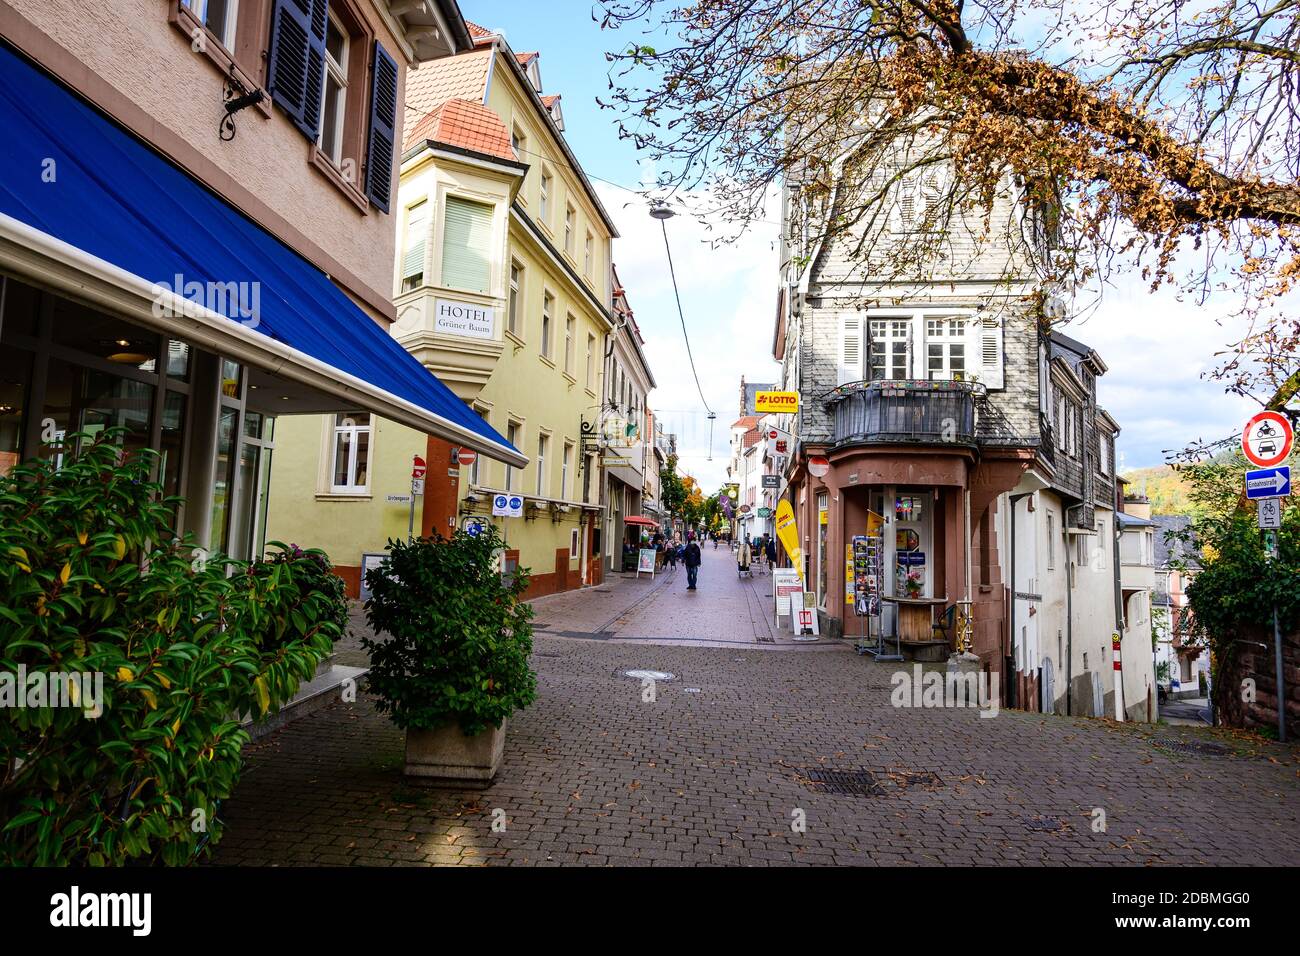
[402,49,492,145]
[742,427,762,448]
[516,52,538,65]
[732,416,760,430]
[405,98,516,163]
[541,94,560,107]
[466,21,494,42]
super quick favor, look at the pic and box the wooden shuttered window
[365,41,398,212]
[267,0,328,141]
[441,196,493,293]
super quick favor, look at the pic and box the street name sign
[386,494,412,504]
[761,475,780,489]
[1241,411,1293,468]
[1245,465,1290,500]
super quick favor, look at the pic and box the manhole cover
[1152,738,1232,757]
[622,669,675,682]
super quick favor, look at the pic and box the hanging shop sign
[761,474,780,489]
[753,391,799,414]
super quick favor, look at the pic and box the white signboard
[773,568,802,618]
[492,494,524,518]
[1258,497,1283,529]
[385,494,413,504]
[411,478,425,496]
[434,298,496,340]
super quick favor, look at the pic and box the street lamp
[649,200,675,220]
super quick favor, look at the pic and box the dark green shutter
[365,42,399,212]
[267,0,329,142]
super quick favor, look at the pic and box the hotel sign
[434,298,496,340]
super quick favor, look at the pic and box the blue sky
[465,1,1261,485]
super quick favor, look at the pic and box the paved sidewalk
[532,546,828,649]
[212,556,1300,866]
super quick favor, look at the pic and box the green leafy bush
[362,526,537,736]
[0,431,344,865]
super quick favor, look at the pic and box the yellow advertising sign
[753,391,799,414]
[774,500,805,585]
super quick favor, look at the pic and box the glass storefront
[0,275,273,560]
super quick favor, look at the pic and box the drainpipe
[1112,514,1126,722]
[1065,531,1074,717]
[1008,492,1033,710]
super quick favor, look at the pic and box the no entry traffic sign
[411,455,427,480]
[1241,411,1293,468]
[457,448,477,468]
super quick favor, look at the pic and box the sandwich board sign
[637,548,657,578]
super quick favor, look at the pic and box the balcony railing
[826,380,981,447]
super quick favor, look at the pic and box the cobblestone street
[214,549,1300,867]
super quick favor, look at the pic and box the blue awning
[0,41,523,465]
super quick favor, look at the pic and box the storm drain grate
[798,769,886,797]
[1023,814,1067,833]
[1152,737,1233,758]
[796,768,945,798]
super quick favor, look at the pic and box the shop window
[211,407,238,553]
[0,347,31,477]
[330,412,371,493]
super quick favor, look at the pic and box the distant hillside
[1120,465,1194,515]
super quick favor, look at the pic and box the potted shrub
[0,430,341,865]
[361,525,536,785]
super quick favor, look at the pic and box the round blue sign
[494,494,508,509]
[508,496,523,510]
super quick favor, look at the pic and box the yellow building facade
[266,25,618,599]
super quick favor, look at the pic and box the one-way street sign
[1245,465,1291,500]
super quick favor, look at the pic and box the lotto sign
[753,391,799,414]
[1241,411,1293,468]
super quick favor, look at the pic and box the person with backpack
[682,533,703,590]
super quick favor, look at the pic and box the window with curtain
[441,195,493,293]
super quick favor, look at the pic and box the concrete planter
[404,719,507,787]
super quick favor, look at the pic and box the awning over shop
[0,42,524,467]
[624,516,659,529]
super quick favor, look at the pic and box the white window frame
[585,332,596,389]
[505,420,522,492]
[400,199,428,294]
[185,0,238,50]
[562,440,573,499]
[317,10,349,167]
[564,314,576,376]
[868,317,910,381]
[540,292,554,359]
[584,231,594,277]
[329,412,371,494]
[508,261,523,337]
[924,317,967,381]
[535,431,549,497]
[564,204,575,255]
[539,169,552,225]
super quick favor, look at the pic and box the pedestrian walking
[765,535,777,568]
[666,537,678,570]
[683,533,702,590]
